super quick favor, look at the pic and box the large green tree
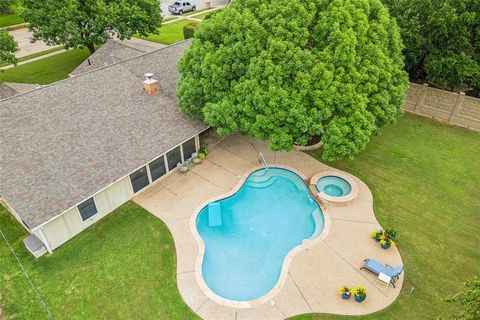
[384,0,480,92]
[178,0,408,160]
[0,0,16,14]
[21,0,162,54]
[0,30,18,67]
[444,276,480,320]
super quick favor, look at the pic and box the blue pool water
[196,168,324,301]
[316,176,352,197]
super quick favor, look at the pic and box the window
[182,137,197,160]
[130,166,149,193]
[149,156,166,182]
[78,198,98,221]
[166,146,182,171]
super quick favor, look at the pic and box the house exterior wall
[33,176,134,250]
[31,134,201,252]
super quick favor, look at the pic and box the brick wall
[403,83,480,131]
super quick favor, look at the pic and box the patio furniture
[208,202,222,227]
[376,272,391,290]
[360,259,404,288]
[177,162,189,173]
[191,152,201,164]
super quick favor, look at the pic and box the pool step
[248,176,277,189]
[208,202,222,227]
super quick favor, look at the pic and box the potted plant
[198,144,208,159]
[380,235,396,249]
[379,228,398,249]
[384,228,399,240]
[338,286,351,299]
[371,230,383,242]
[352,286,367,303]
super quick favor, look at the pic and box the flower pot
[374,235,381,242]
[354,294,366,302]
[381,243,391,249]
[341,293,351,299]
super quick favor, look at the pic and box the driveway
[9,28,59,58]
[133,134,404,319]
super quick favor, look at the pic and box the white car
[168,1,196,14]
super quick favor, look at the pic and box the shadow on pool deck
[133,134,403,319]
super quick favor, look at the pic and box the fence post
[449,92,466,123]
[414,83,429,112]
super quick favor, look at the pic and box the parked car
[168,1,196,14]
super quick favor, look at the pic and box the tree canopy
[444,276,480,320]
[384,0,480,93]
[178,0,408,160]
[21,0,162,54]
[0,30,18,67]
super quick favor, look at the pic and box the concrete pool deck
[133,135,404,319]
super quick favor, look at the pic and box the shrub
[183,22,200,39]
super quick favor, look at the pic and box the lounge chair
[360,259,404,288]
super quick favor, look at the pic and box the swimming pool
[195,168,324,302]
[316,176,352,197]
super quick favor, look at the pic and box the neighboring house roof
[0,40,207,229]
[70,39,165,76]
[0,82,39,99]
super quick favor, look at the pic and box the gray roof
[0,40,207,229]
[70,39,148,76]
[0,82,39,99]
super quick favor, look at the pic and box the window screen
[166,146,182,171]
[130,166,149,193]
[78,198,98,221]
[182,137,197,160]
[149,156,166,182]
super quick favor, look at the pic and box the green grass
[0,48,89,84]
[162,16,180,22]
[0,47,63,67]
[0,201,198,320]
[183,7,214,17]
[0,13,24,27]
[192,10,217,20]
[136,19,199,45]
[295,114,480,320]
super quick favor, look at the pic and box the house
[0,40,208,257]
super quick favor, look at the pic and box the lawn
[0,201,198,319]
[136,19,199,45]
[0,47,63,67]
[182,7,215,17]
[0,48,89,84]
[0,14,24,27]
[192,10,218,20]
[295,114,480,319]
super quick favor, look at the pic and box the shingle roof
[0,82,39,99]
[0,40,208,229]
[70,39,149,76]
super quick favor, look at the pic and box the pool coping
[189,164,332,308]
[310,170,359,206]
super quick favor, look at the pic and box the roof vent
[143,73,159,95]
